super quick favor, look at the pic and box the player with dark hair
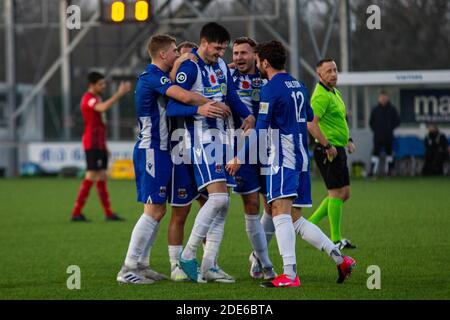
[227,41,355,287]
[167,22,255,283]
[229,37,276,280]
[70,71,130,222]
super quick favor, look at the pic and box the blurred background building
[0,0,449,177]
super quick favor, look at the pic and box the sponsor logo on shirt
[237,90,252,98]
[176,72,187,84]
[160,76,170,85]
[203,85,222,96]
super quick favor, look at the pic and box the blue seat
[393,136,425,159]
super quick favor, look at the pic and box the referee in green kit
[307,58,356,250]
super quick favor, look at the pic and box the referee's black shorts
[85,149,108,171]
[314,145,350,190]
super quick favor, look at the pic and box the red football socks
[96,180,113,217]
[72,179,94,216]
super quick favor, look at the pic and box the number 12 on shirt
[291,91,306,123]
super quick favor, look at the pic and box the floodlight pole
[339,0,350,72]
[5,0,17,177]
[288,0,299,79]
[60,0,72,140]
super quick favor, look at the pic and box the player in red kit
[71,71,131,222]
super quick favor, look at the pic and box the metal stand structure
[1,0,348,177]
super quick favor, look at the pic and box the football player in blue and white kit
[229,37,276,280]
[167,41,209,281]
[167,41,232,282]
[167,23,256,283]
[117,35,229,284]
[227,41,356,287]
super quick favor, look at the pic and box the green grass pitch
[0,177,449,300]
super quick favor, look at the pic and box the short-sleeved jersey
[135,64,173,151]
[170,49,250,146]
[258,73,313,172]
[310,82,349,147]
[81,92,107,150]
[230,68,267,118]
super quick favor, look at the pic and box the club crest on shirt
[215,164,223,173]
[159,186,167,197]
[177,188,188,199]
[215,69,225,80]
[252,78,262,87]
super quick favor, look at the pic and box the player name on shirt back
[284,80,302,88]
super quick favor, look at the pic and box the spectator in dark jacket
[422,123,450,176]
[369,91,400,177]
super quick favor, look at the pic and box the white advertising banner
[27,142,134,172]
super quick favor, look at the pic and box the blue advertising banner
[400,89,450,123]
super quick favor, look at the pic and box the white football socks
[182,193,229,261]
[168,245,183,270]
[245,214,273,268]
[138,220,160,267]
[293,216,344,265]
[202,204,228,273]
[273,214,297,280]
[124,214,159,269]
[260,210,275,244]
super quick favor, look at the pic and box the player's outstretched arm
[94,81,131,112]
[166,85,211,106]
